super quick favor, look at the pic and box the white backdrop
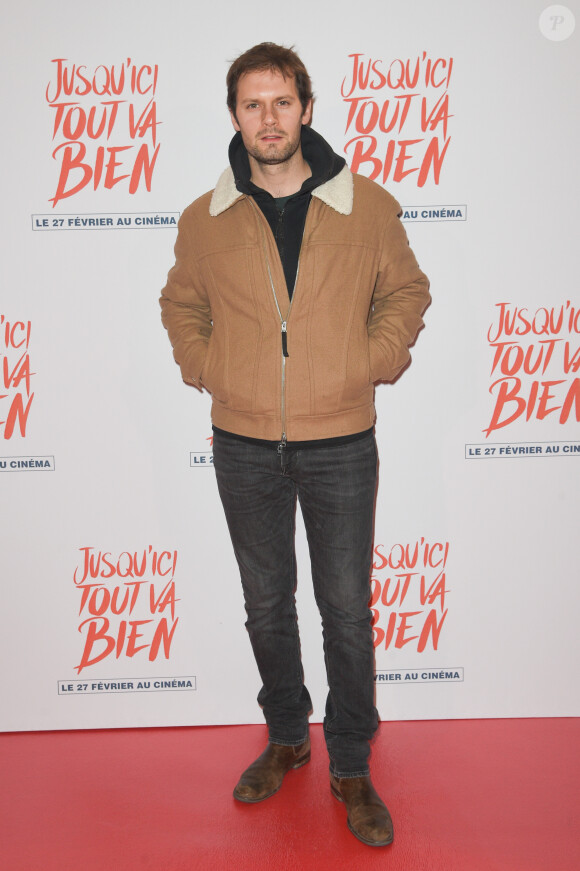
[1,0,579,731]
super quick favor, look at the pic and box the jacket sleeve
[159,211,212,390]
[367,201,430,383]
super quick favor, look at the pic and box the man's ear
[301,99,313,127]
[229,110,240,132]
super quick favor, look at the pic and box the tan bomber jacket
[160,165,430,442]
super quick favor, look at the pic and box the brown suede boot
[330,773,394,846]
[233,739,311,803]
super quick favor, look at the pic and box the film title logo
[0,316,33,439]
[370,539,449,652]
[73,546,179,674]
[46,58,160,207]
[485,302,580,436]
[342,51,453,186]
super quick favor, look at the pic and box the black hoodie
[228,125,345,299]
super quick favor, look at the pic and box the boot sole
[330,781,394,847]
[233,752,311,803]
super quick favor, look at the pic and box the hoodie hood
[228,125,345,195]
[210,126,353,217]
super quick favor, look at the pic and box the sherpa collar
[209,164,353,218]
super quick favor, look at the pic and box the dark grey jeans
[212,428,379,778]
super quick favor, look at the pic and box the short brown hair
[226,42,313,117]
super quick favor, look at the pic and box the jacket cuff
[369,338,410,384]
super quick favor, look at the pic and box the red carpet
[1,719,578,870]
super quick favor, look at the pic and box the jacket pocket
[200,330,229,403]
[341,335,372,404]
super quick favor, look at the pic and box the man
[160,42,429,847]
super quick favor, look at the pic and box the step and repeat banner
[1,1,578,731]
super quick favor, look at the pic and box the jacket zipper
[248,198,309,450]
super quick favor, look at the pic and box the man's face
[231,69,312,166]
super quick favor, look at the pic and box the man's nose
[262,105,277,125]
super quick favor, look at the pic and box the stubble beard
[246,131,301,166]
